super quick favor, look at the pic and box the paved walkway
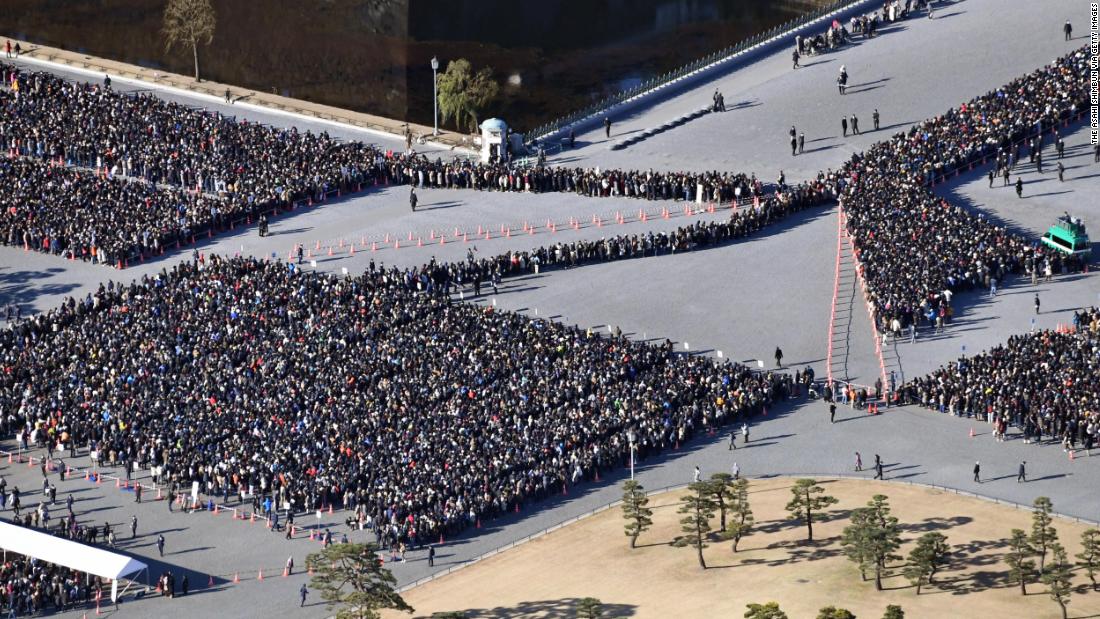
[0,0,1098,616]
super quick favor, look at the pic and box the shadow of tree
[422,598,637,618]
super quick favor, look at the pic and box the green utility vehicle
[1041,215,1091,257]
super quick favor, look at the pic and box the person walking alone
[872,108,880,130]
[830,402,837,423]
[1018,461,1027,482]
[774,346,784,368]
[728,431,737,450]
[841,116,848,137]
[157,534,166,557]
[855,452,863,471]
[851,114,859,135]
[1034,293,1041,315]
[299,584,309,607]
[798,132,805,154]
[1064,20,1072,40]
[604,117,612,139]
[973,461,981,483]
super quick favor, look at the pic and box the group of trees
[623,479,1100,619]
[1005,496,1100,619]
[624,475,754,570]
[742,601,904,619]
[623,478,842,569]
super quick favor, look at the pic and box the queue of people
[0,256,795,547]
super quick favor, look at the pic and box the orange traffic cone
[257,569,263,581]
[208,574,214,587]
[1069,450,1076,461]
[969,427,975,438]
[282,566,289,578]
[233,572,240,583]
[328,504,334,515]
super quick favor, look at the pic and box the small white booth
[480,118,508,163]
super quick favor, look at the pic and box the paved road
[0,0,1098,616]
[550,0,1086,177]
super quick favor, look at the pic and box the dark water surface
[1,0,828,133]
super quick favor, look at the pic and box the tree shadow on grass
[424,598,638,618]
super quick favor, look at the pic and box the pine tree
[903,532,950,594]
[1041,543,1072,619]
[841,507,875,582]
[881,605,904,619]
[708,473,735,532]
[840,495,901,590]
[673,481,716,569]
[1076,528,1100,590]
[785,479,839,542]
[744,601,789,619]
[620,480,653,549]
[817,607,856,619]
[723,477,754,552]
[1005,528,1036,595]
[1030,497,1058,573]
[577,597,603,619]
[305,542,413,619]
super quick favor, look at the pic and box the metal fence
[525,0,867,142]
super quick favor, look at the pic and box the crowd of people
[0,156,226,266]
[900,308,1100,448]
[0,256,795,546]
[1,60,816,268]
[838,46,1092,334]
[0,554,102,615]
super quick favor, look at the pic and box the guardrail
[525,0,870,143]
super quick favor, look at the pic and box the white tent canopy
[0,521,147,600]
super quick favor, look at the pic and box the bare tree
[162,0,216,81]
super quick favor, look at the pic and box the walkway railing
[526,0,870,142]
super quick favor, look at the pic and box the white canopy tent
[0,521,148,601]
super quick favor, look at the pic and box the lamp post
[430,56,440,136]
[627,429,637,481]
